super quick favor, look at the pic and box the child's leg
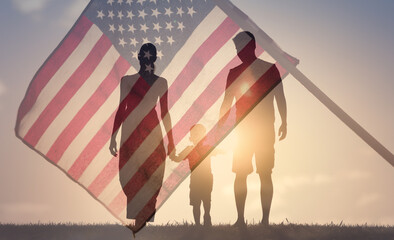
[192,202,201,225]
[203,199,211,226]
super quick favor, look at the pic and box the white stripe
[59,66,137,173]
[120,163,165,218]
[78,73,164,187]
[126,52,271,217]
[161,7,227,85]
[167,30,241,133]
[18,25,104,138]
[97,7,229,205]
[35,47,120,154]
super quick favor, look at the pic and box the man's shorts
[232,126,275,175]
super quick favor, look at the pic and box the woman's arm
[109,77,128,156]
[159,79,176,159]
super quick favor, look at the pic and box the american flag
[15,0,298,232]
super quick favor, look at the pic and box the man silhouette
[219,31,287,226]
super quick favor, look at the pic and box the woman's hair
[138,43,157,64]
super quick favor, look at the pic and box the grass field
[0,223,393,240]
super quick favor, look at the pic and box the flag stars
[137,0,146,6]
[151,8,161,18]
[167,36,175,45]
[97,10,105,19]
[157,50,163,60]
[164,7,173,17]
[127,11,134,20]
[117,0,123,4]
[132,50,138,59]
[177,22,185,31]
[108,10,114,19]
[130,38,139,47]
[109,24,116,33]
[126,0,133,5]
[117,11,124,20]
[153,22,162,32]
[154,36,163,45]
[142,37,149,44]
[140,23,149,33]
[138,9,147,20]
[128,24,136,33]
[144,50,152,59]
[176,7,184,17]
[165,22,174,31]
[145,64,153,73]
[118,24,125,34]
[107,0,114,5]
[187,7,196,17]
[119,38,127,47]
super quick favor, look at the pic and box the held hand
[109,139,118,157]
[278,124,287,141]
[171,154,181,162]
[169,151,177,161]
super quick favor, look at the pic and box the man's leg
[259,171,273,225]
[203,199,212,226]
[192,202,201,226]
[234,173,248,225]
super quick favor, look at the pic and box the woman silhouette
[109,43,175,232]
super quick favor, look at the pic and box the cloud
[55,0,90,28]
[12,0,52,14]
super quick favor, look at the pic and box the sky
[0,0,393,226]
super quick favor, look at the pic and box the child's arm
[172,146,193,162]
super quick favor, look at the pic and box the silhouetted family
[110,31,287,233]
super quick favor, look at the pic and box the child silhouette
[173,124,223,226]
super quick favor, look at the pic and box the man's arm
[219,71,235,127]
[275,81,287,140]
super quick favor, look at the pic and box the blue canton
[84,0,215,75]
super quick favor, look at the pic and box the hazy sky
[0,0,393,225]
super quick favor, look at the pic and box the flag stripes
[136,59,291,221]
[16,16,93,129]
[23,34,113,147]
[18,19,101,138]
[15,1,298,227]
[81,9,237,203]
[44,56,130,163]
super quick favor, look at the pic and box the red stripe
[67,77,150,180]
[87,17,239,197]
[16,16,93,130]
[137,62,287,222]
[132,188,161,232]
[168,17,239,108]
[109,142,165,215]
[171,46,264,144]
[23,34,112,146]
[46,57,130,163]
[111,46,262,215]
[88,106,160,196]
